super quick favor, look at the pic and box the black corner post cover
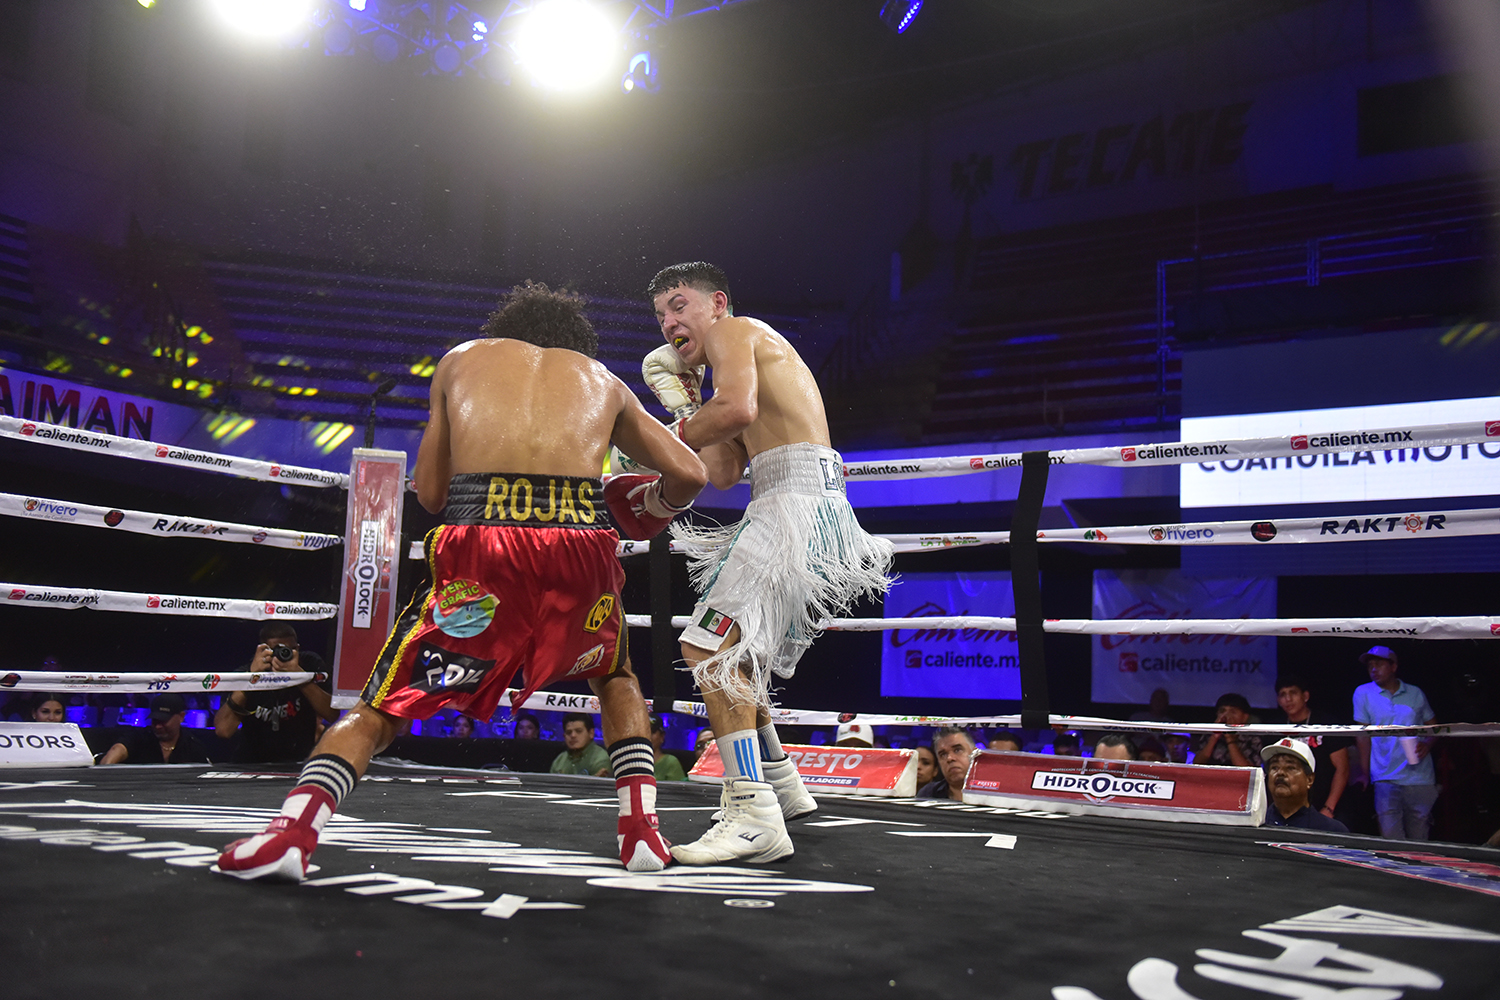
[1010,451,1052,730]
[649,533,675,716]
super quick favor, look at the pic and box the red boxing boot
[616,774,671,872]
[217,783,335,881]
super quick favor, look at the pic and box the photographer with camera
[214,623,338,763]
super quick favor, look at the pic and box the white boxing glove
[605,444,658,478]
[642,344,705,419]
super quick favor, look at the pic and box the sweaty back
[442,339,620,477]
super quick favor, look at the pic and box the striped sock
[607,738,656,781]
[757,723,786,762]
[717,729,763,783]
[280,754,358,834]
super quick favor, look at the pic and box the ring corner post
[649,532,675,717]
[1013,450,1052,730]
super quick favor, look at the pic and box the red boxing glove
[603,474,690,541]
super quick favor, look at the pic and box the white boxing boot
[761,756,818,821]
[671,778,794,865]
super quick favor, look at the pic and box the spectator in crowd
[694,728,716,754]
[550,713,611,776]
[914,745,939,787]
[650,716,686,782]
[1192,693,1263,766]
[1135,737,1168,762]
[31,695,66,723]
[1276,673,1351,821]
[835,721,874,748]
[512,713,541,740]
[1129,688,1174,723]
[1052,732,1082,757]
[451,715,477,738]
[987,730,1024,752]
[872,734,891,748]
[1352,646,1438,840]
[1262,738,1349,832]
[1161,733,1191,763]
[918,727,974,799]
[1093,733,1137,760]
[214,625,338,763]
[100,694,212,765]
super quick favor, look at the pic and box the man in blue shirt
[1352,646,1438,840]
[1261,737,1349,833]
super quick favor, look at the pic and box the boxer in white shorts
[641,262,893,864]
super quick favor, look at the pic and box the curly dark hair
[645,261,732,314]
[480,281,598,358]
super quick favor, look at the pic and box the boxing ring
[2,412,1500,997]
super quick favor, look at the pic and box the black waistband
[440,473,611,529]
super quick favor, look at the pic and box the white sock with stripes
[716,729,763,783]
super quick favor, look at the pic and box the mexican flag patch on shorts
[700,608,735,637]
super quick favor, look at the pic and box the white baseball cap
[1260,737,1315,774]
[835,721,874,747]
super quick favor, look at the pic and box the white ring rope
[0,582,336,620]
[403,505,1500,562]
[0,670,315,693]
[505,689,1500,735]
[6,411,1494,488]
[841,420,1499,480]
[0,415,347,488]
[5,670,1495,735]
[623,613,1499,639]
[0,492,342,552]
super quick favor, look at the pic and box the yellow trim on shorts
[365,525,443,708]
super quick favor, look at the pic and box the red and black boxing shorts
[361,472,626,721]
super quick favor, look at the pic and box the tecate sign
[1031,770,1176,801]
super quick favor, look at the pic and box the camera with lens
[271,644,297,664]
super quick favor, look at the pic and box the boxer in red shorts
[218,282,707,882]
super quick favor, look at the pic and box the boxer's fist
[642,345,704,419]
[603,474,689,541]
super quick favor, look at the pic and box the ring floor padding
[1,763,1497,998]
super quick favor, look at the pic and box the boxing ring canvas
[2,763,1496,999]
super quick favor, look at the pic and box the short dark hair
[932,725,974,750]
[1215,692,1252,712]
[1094,733,1138,758]
[649,715,665,734]
[513,712,540,733]
[646,262,732,314]
[561,712,595,731]
[1053,732,1081,751]
[989,730,1024,750]
[259,622,297,644]
[481,281,598,357]
[1275,674,1310,694]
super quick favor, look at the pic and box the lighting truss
[311,1,765,83]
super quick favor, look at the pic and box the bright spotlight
[210,0,314,39]
[514,0,618,91]
[878,0,923,34]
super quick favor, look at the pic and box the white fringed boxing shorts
[674,442,895,711]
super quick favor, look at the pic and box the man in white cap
[1351,645,1438,840]
[834,721,874,748]
[1262,738,1349,833]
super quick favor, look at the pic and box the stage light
[878,0,923,34]
[513,0,618,91]
[472,19,489,42]
[210,0,314,39]
[621,51,657,94]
